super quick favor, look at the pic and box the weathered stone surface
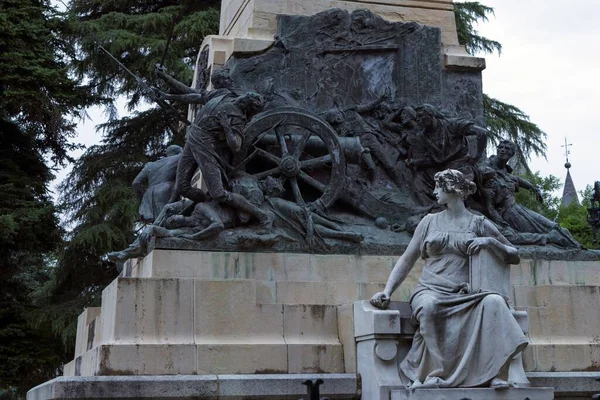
[28,374,360,400]
[74,308,100,358]
[97,344,197,375]
[194,280,284,344]
[100,278,194,344]
[196,344,288,374]
[337,304,357,373]
[219,0,459,46]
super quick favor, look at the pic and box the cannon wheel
[235,107,346,208]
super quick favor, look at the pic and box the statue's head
[323,108,345,126]
[400,106,417,124]
[433,169,477,202]
[230,174,265,224]
[351,10,372,29]
[165,144,182,157]
[261,176,285,198]
[373,102,391,120]
[416,104,444,130]
[238,91,266,115]
[497,140,517,161]
[211,68,233,89]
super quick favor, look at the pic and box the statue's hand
[370,291,391,310]
[466,237,496,255]
[535,187,544,204]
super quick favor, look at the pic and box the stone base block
[528,372,600,399]
[27,374,360,400]
[391,387,554,400]
[196,344,288,374]
[96,344,197,376]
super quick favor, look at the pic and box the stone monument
[28,1,600,399]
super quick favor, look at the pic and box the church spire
[561,138,579,207]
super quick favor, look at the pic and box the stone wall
[65,250,600,377]
[219,0,460,47]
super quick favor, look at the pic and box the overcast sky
[477,0,600,196]
[53,0,600,200]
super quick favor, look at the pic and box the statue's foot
[409,381,423,390]
[351,233,364,243]
[490,377,510,390]
[106,251,127,262]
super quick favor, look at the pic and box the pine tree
[0,0,98,394]
[454,1,547,170]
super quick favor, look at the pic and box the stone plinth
[63,250,600,379]
[27,374,360,400]
[219,0,460,46]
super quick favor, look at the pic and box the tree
[454,2,547,170]
[558,186,598,250]
[0,0,98,394]
[32,0,220,355]
[514,171,562,221]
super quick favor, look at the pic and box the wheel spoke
[255,147,282,165]
[289,177,305,205]
[300,155,331,169]
[275,126,289,156]
[293,130,314,158]
[298,171,326,192]
[254,167,282,180]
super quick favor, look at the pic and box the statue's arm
[155,66,197,94]
[132,166,149,201]
[160,92,208,104]
[217,111,243,153]
[474,219,520,265]
[515,176,544,203]
[383,217,426,297]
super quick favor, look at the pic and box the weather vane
[561,137,573,169]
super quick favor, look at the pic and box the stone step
[27,374,360,400]
[390,387,553,400]
[64,342,345,376]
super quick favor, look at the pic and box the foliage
[0,0,100,394]
[558,186,598,250]
[484,95,547,172]
[514,171,562,221]
[454,1,502,55]
[513,173,599,249]
[0,0,97,164]
[0,119,69,395]
[454,2,547,170]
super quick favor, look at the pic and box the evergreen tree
[0,0,98,394]
[454,1,547,170]
[558,186,598,249]
[32,0,220,353]
[514,171,562,221]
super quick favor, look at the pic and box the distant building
[561,162,580,208]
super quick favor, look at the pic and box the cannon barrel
[256,133,368,164]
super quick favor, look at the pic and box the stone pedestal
[219,0,461,47]
[28,249,600,399]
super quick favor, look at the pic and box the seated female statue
[370,169,527,389]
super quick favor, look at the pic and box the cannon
[234,107,374,208]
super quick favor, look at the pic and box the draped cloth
[400,213,528,387]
